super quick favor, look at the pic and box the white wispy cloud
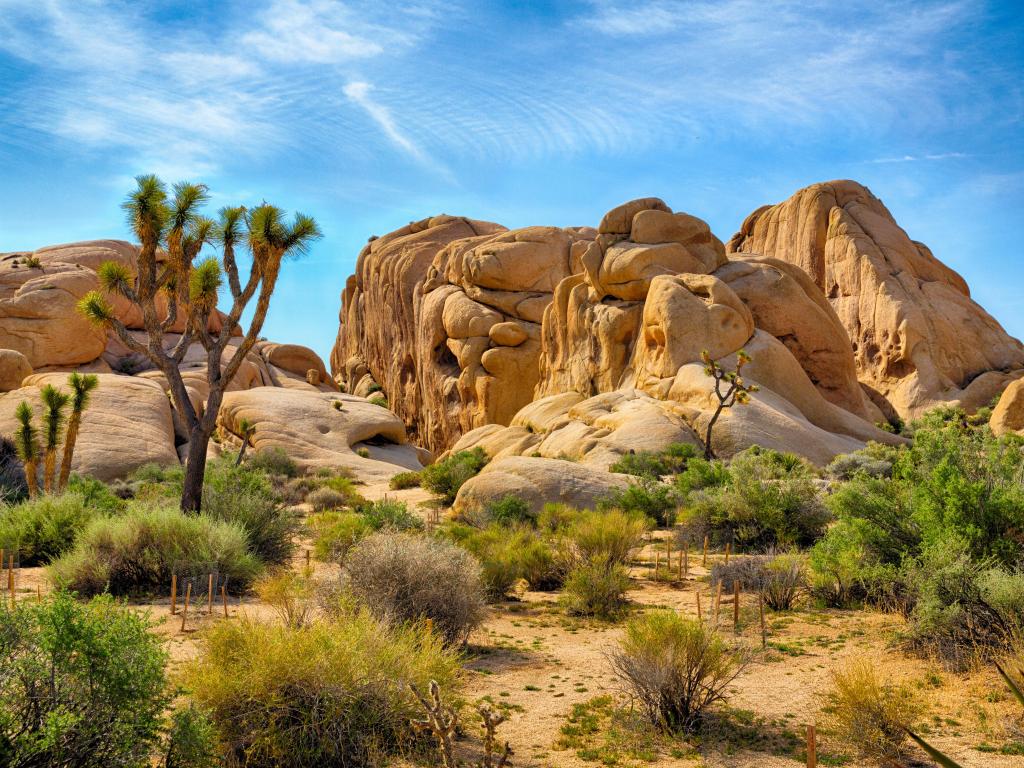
[870,152,970,164]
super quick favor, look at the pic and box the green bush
[445,523,547,599]
[307,486,351,511]
[202,473,297,566]
[0,435,27,503]
[609,442,698,478]
[420,447,488,504]
[677,448,829,549]
[673,457,731,494]
[563,508,649,566]
[600,477,680,527]
[0,592,177,767]
[183,609,461,767]
[357,498,424,531]
[247,446,300,478]
[389,470,422,490]
[345,531,486,645]
[50,506,261,595]
[561,555,631,619]
[0,493,99,565]
[483,494,534,526]
[309,511,372,562]
[824,449,893,481]
[610,610,748,733]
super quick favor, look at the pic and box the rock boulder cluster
[0,242,422,482]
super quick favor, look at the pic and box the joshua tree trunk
[43,451,56,494]
[24,460,38,498]
[58,416,81,492]
[703,411,721,461]
[234,433,251,467]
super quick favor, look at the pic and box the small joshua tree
[234,418,256,467]
[78,175,320,512]
[13,402,40,498]
[40,384,70,494]
[700,349,758,460]
[58,372,98,492]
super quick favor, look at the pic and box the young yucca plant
[13,401,40,498]
[40,385,70,494]
[700,349,759,460]
[58,373,99,492]
[234,418,256,467]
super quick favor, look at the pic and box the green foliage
[0,436,27,503]
[357,498,423,531]
[609,442,699,478]
[77,289,116,324]
[819,658,924,765]
[247,446,299,478]
[672,456,731,494]
[0,493,99,565]
[309,511,372,562]
[0,592,172,768]
[13,400,39,465]
[445,522,542,599]
[677,447,829,549]
[600,477,680,527]
[164,706,218,768]
[824,448,893,481]
[420,447,488,504]
[389,470,422,490]
[183,609,460,768]
[201,466,297,566]
[50,505,261,596]
[40,384,69,452]
[307,486,352,512]
[561,508,649,567]
[345,531,486,645]
[483,494,534,525]
[562,555,631,619]
[368,395,388,408]
[711,551,808,611]
[610,610,748,732]
[66,474,127,515]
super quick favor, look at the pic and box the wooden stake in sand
[666,541,672,577]
[806,724,817,768]
[713,580,723,628]
[221,585,229,618]
[696,590,702,623]
[759,592,767,648]
[170,573,177,615]
[305,548,311,568]
[7,555,14,609]
[654,550,661,576]
[683,543,689,578]
[724,542,731,565]
[180,582,192,633]
[733,580,741,634]
[424,617,434,636]
[702,535,709,567]
[207,574,214,615]
[36,585,41,603]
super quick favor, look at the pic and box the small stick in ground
[207,573,214,615]
[221,584,229,617]
[733,580,741,633]
[759,592,767,648]
[696,590,703,622]
[170,573,177,615]
[180,582,192,633]
[806,724,817,768]
[714,580,723,627]
[724,541,731,565]
[702,535,709,567]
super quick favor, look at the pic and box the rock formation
[1,241,422,482]
[991,379,1024,438]
[727,180,1024,421]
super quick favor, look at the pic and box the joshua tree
[40,384,70,494]
[78,175,320,512]
[234,418,256,467]
[58,372,99,492]
[700,349,759,460]
[13,402,40,498]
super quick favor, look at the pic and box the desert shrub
[678,448,829,549]
[445,523,535,599]
[483,494,534,526]
[0,592,174,767]
[358,498,423,531]
[819,659,924,765]
[0,435,27,503]
[609,442,698,478]
[420,447,488,504]
[50,506,261,596]
[673,456,731,494]
[66,474,128,515]
[561,555,631,619]
[710,551,808,610]
[808,520,908,610]
[610,610,748,733]
[309,511,372,562]
[255,570,317,628]
[563,508,649,566]
[183,609,461,768]
[247,446,299,478]
[307,486,351,511]
[164,706,218,768]
[600,477,680,527]
[368,395,388,408]
[345,531,486,644]
[904,540,1024,668]
[514,535,563,590]
[389,470,422,490]
[202,475,297,565]
[825,450,893,481]
[0,492,98,565]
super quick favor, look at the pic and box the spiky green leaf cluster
[97,261,134,296]
[13,401,39,463]
[168,182,210,234]
[68,372,99,412]
[217,206,247,248]
[121,174,169,240]
[189,257,223,312]
[41,384,70,451]
[77,291,115,325]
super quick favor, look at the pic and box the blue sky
[1,0,1022,364]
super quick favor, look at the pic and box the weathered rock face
[0,240,418,484]
[332,214,597,454]
[991,379,1024,437]
[727,180,1024,420]
[339,194,914,467]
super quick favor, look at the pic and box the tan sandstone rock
[728,180,1024,420]
[991,379,1024,437]
[0,373,178,480]
[0,349,32,391]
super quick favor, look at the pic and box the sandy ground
[8,485,1021,767]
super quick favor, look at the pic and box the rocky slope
[728,180,1024,421]
[0,241,423,482]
